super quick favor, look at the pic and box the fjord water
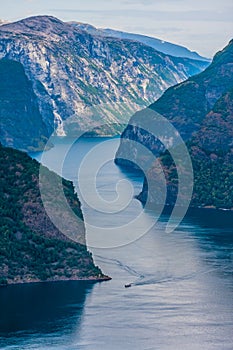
[1,137,233,350]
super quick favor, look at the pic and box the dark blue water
[0,137,232,350]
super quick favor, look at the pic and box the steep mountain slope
[138,89,233,209]
[116,40,233,167]
[71,22,209,61]
[115,40,233,209]
[0,15,209,145]
[0,59,50,151]
[189,89,233,209]
[0,144,109,285]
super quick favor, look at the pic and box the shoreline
[0,275,112,288]
[136,196,233,213]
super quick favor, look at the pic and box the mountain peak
[0,15,70,36]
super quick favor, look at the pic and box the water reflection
[152,207,233,283]
[0,281,94,347]
[186,207,233,229]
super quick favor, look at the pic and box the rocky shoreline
[0,275,112,287]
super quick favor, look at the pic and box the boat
[125,284,132,288]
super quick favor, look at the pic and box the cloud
[122,0,160,5]
[122,0,182,4]
[51,8,233,23]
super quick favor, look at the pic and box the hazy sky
[1,0,232,57]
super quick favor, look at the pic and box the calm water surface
[0,137,232,350]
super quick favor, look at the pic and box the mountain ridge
[70,22,210,62]
[0,15,209,150]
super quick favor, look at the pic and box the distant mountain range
[0,15,209,150]
[71,22,210,62]
[116,40,233,210]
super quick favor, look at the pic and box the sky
[1,0,232,57]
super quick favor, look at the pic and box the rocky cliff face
[0,144,108,285]
[0,15,209,145]
[0,59,50,151]
[115,40,233,209]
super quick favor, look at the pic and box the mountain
[188,88,233,209]
[0,15,209,149]
[0,59,50,151]
[115,40,233,209]
[138,88,233,209]
[71,22,209,62]
[0,20,9,26]
[0,144,109,285]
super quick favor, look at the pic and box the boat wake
[95,255,144,279]
[95,255,226,288]
[131,265,225,287]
